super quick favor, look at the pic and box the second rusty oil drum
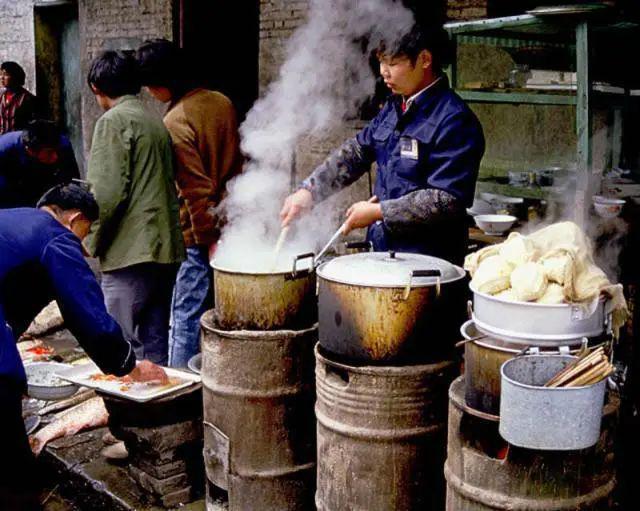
[315,345,457,510]
[445,377,617,510]
[200,310,317,511]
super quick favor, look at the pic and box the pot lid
[317,251,463,287]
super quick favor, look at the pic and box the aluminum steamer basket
[471,288,608,346]
[499,355,606,451]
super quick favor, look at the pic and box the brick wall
[447,0,488,21]
[78,0,174,157]
[259,0,309,92]
[0,1,36,92]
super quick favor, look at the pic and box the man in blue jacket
[280,25,485,264]
[0,119,79,209]
[0,183,165,508]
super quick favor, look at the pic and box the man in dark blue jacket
[0,119,80,209]
[0,183,165,508]
[280,25,485,264]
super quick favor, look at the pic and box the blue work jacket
[0,208,135,385]
[357,78,484,263]
[0,130,79,208]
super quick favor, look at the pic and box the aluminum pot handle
[286,252,315,281]
[403,269,442,300]
[344,241,373,252]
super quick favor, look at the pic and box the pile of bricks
[102,386,204,508]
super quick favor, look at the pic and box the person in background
[0,184,166,509]
[136,39,243,368]
[0,61,38,134]
[280,25,485,265]
[0,119,79,208]
[86,50,185,366]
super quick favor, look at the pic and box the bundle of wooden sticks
[545,347,614,388]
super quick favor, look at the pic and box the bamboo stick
[567,363,611,387]
[545,348,605,387]
[548,354,606,388]
[546,348,603,386]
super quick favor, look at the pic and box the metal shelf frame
[445,13,639,221]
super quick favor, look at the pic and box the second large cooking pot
[316,251,466,364]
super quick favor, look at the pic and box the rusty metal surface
[464,339,517,416]
[213,268,316,330]
[445,377,618,510]
[201,311,317,511]
[317,276,466,363]
[315,345,457,511]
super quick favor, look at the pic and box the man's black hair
[87,50,141,99]
[1,61,26,88]
[22,120,62,150]
[377,24,453,73]
[37,182,99,222]
[136,39,196,101]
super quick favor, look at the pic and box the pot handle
[403,269,442,300]
[286,252,315,281]
[344,241,373,252]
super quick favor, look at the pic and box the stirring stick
[315,196,379,262]
[271,226,290,271]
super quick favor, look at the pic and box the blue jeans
[169,246,213,368]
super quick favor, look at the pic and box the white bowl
[474,214,517,235]
[593,196,625,219]
[25,362,79,400]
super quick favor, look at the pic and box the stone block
[161,486,195,508]
[113,418,203,452]
[129,464,189,496]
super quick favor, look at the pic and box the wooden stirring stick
[271,226,290,270]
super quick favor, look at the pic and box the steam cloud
[214,0,414,272]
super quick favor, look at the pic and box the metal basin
[499,354,607,450]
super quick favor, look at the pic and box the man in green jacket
[86,51,184,365]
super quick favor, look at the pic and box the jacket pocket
[371,122,394,143]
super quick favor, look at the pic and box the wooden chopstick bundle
[545,347,613,388]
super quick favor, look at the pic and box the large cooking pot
[471,287,610,345]
[316,251,467,364]
[212,254,316,330]
[460,320,607,416]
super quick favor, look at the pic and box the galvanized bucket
[499,355,606,451]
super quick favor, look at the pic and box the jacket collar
[393,75,450,118]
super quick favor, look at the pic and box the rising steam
[213,0,414,272]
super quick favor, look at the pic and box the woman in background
[0,61,38,134]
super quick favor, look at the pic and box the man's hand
[127,360,169,384]
[280,189,313,227]
[343,197,382,235]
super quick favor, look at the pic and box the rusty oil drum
[315,345,457,510]
[445,377,618,510]
[200,310,317,511]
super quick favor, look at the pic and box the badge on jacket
[400,137,419,160]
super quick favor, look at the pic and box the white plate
[56,362,201,403]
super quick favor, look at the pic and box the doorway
[34,0,83,174]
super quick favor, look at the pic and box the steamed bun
[510,262,548,302]
[471,255,514,295]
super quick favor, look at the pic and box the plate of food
[56,362,201,403]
